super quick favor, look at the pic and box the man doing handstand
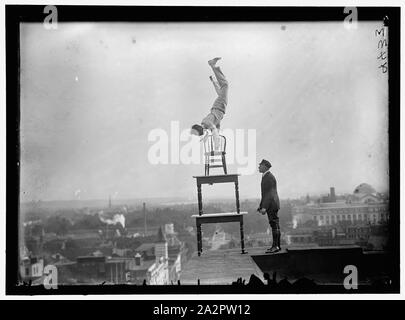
[190,57,229,148]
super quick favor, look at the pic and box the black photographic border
[5,5,400,295]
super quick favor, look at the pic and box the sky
[19,21,389,202]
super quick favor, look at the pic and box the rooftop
[135,243,155,252]
[129,260,155,272]
[180,248,262,285]
[181,245,391,286]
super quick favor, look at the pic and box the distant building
[246,231,272,247]
[285,228,315,246]
[287,184,389,250]
[112,247,133,257]
[321,187,336,203]
[126,253,156,284]
[67,226,182,285]
[135,243,156,260]
[185,226,194,235]
[165,223,175,235]
[131,226,185,284]
[150,227,169,284]
[313,227,354,246]
[168,244,183,283]
[105,258,127,284]
[75,256,106,283]
[20,256,44,281]
[50,254,77,285]
[292,185,389,228]
[132,227,170,285]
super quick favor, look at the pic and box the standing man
[257,159,281,253]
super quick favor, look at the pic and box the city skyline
[19,183,387,206]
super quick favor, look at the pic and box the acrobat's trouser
[201,66,229,130]
[211,65,228,114]
[267,210,281,248]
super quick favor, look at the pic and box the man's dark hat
[259,159,272,168]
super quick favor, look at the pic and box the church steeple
[155,226,168,263]
[156,226,166,243]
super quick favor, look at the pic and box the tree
[44,216,72,236]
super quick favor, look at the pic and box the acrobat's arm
[211,127,220,149]
[200,130,209,143]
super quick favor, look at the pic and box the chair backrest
[203,135,226,154]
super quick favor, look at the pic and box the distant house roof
[77,256,106,263]
[105,259,126,265]
[358,194,380,202]
[54,261,76,267]
[135,243,155,252]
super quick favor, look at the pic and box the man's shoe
[265,246,279,254]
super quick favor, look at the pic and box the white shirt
[262,169,270,178]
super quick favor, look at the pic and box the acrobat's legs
[211,66,228,111]
[211,65,228,90]
[209,76,221,95]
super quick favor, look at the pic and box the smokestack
[109,195,111,208]
[143,202,147,237]
[330,187,336,202]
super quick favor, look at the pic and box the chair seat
[210,158,222,163]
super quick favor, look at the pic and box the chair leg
[222,154,227,175]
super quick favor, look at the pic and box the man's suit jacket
[260,171,280,213]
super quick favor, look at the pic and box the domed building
[353,183,377,196]
[351,183,381,204]
[291,185,389,230]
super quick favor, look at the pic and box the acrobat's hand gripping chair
[203,135,227,176]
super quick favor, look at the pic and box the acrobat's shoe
[208,57,221,66]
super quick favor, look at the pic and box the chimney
[135,253,142,266]
[330,187,336,202]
